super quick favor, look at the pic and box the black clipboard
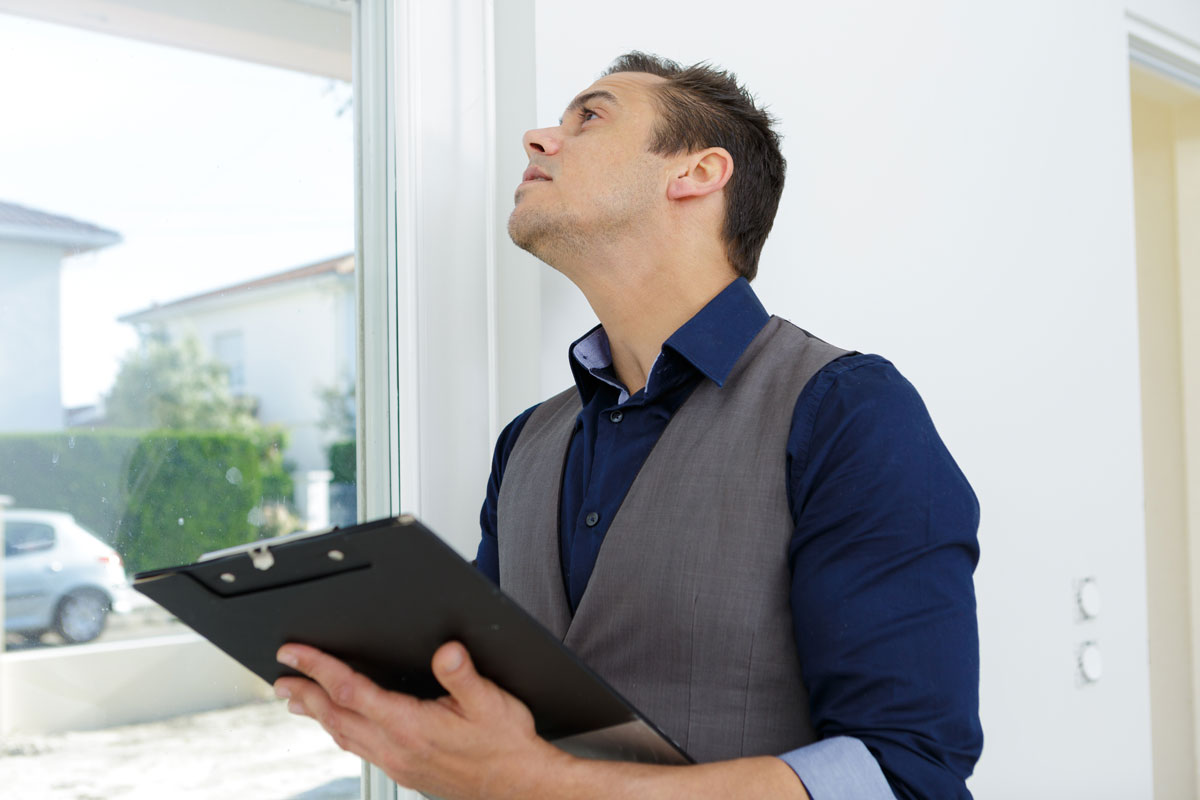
[132,515,691,765]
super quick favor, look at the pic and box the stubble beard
[507,202,590,267]
[507,161,660,270]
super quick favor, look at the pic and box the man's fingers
[278,641,514,735]
[277,643,391,716]
[274,675,370,755]
[273,641,549,795]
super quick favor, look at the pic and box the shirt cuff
[777,737,896,800]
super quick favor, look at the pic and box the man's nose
[523,125,561,157]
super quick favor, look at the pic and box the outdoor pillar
[296,470,333,532]
[0,494,12,738]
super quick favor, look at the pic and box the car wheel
[53,590,110,644]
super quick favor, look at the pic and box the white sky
[0,13,355,407]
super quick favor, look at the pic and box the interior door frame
[1128,9,1200,799]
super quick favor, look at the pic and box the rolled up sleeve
[779,736,896,799]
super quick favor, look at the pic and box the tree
[315,377,356,440]
[103,328,298,537]
[104,329,257,431]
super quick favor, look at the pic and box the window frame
[212,330,246,393]
[352,0,539,796]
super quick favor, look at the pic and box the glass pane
[0,7,360,798]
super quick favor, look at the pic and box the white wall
[528,1,1154,795]
[0,633,272,735]
[0,241,63,432]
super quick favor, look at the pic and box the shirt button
[609,410,624,424]
[585,511,600,527]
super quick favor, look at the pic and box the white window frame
[352,0,539,797]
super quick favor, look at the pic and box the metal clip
[248,543,275,571]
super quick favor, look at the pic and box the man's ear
[666,147,733,201]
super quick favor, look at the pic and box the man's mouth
[521,165,552,184]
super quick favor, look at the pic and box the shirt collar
[568,277,770,404]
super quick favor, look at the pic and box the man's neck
[575,263,738,397]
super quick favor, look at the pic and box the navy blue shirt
[476,278,982,799]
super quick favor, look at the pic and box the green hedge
[0,431,266,574]
[328,439,356,485]
[251,427,294,503]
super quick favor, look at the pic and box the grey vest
[497,317,847,763]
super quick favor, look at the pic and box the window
[0,4,361,797]
[4,522,56,557]
[213,330,246,393]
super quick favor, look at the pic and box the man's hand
[273,641,567,799]
[275,642,810,800]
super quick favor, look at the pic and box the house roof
[120,252,354,323]
[0,200,122,253]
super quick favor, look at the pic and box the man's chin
[507,206,590,270]
[507,209,549,258]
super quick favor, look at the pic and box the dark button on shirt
[476,277,982,798]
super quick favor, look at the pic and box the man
[274,53,982,799]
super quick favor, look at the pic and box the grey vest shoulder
[497,317,848,762]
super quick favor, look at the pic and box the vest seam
[789,353,875,482]
[741,624,756,756]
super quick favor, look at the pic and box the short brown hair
[604,52,785,281]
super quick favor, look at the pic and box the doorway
[1131,59,1200,800]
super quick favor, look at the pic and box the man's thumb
[432,641,489,710]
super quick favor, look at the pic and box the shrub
[0,432,136,548]
[328,439,356,485]
[250,426,294,503]
[116,432,263,572]
[0,431,266,574]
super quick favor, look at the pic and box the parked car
[3,509,133,644]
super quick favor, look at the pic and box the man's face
[508,72,672,267]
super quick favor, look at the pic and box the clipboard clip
[248,542,275,571]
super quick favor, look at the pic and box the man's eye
[578,107,598,123]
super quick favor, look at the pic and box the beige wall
[1180,92,1200,800]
